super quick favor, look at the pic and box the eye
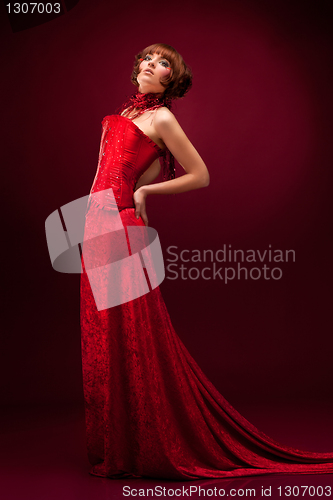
[159,60,170,68]
[143,55,152,61]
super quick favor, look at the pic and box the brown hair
[131,43,192,100]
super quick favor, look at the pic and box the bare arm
[134,108,209,225]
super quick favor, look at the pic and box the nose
[148,60,155,68]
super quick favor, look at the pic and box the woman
[80,43,333,479]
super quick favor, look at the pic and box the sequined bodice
[88,115,163,211]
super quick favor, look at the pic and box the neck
[137,90,164,97]
[138,84,165,95]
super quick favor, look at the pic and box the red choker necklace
[118,91,172,120]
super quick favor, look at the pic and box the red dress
[80,114,333,479]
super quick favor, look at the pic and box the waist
[86,189,135,215]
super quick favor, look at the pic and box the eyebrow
[147,53,170,63]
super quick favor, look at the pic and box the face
[136,52,172,94]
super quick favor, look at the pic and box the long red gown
[80,114,333,479]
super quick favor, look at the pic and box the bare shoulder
[154,107,179,129]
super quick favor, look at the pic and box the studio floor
[1,400,333,500]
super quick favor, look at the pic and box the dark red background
[1,0,333,439]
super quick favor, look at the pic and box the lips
[144,69,154,75]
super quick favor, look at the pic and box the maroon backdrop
[1,0,332,422]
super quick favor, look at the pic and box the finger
[141,210,148,226]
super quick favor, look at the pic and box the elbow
[200,172,210,188]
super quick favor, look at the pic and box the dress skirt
[80,203,333,480]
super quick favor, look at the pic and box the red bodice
[88,115,162,212]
